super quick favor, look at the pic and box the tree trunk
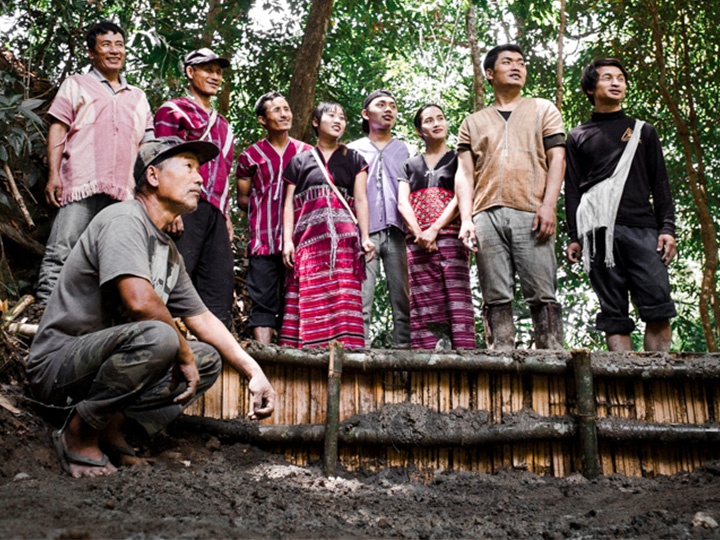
[647,0,719,351]
[555,0,566,111]
[465,5,485,112]
[287,0,335,141]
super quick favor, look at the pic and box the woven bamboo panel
[185,358,719,478]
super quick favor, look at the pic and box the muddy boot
[530,302,564,350]
[483,303,515,350]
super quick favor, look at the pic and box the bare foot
[101,413,149,467]
[55,415,117,478]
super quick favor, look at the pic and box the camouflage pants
[46,320,221,436]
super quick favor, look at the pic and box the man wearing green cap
[28,137,276,478]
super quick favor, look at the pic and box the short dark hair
[86,21,126,51]
[483,44,524,73]
[254,92,285,117]
[413,103,445,133]
[311,101,346,136]
[580,58,629,105]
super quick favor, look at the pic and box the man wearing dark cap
[154,48,236,327]
[348,90,414,347]
[27,137,276,478]
[36,20,154,304]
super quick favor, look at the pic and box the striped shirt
[154,97,235,214]
[236,138,312,256]
[47,72,153,205]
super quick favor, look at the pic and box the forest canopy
[0,0,718,351]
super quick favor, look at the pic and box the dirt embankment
[2,391,720,539]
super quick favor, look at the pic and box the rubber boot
[530,302,564,350]
[483,303,515,350]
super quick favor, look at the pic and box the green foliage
[2,0,718,350]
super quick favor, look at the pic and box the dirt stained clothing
[154,97,235,326]
[236,138,313,329]
[457,97,565,308]
[36,68,154,304]
[27,201,220,435]
[398,151,475,349]
[347,137,414,346]
[565,110,676,334]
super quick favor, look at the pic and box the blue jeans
[362,227,410,347]
[473,207,558,306]
[36,194,116,303]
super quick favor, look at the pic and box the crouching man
[27,137,276,478]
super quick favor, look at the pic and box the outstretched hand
[247,373,276,420]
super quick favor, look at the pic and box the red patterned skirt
[407,235,475,349]
[280,237,365,349]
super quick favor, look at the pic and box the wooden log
[324,343,342,476]
[572,349,601,479]
[0,221,44,257]
[2,294,34,328]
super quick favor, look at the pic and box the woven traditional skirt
[280,240,365,349]
[407,235,476,349]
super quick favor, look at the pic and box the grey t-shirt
[27,200,207,395]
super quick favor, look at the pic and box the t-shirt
[27,200,206,396]
[236,138,313,256]
[283,146,367,198]
[457,97,565,215]
[47,72,153,205]
[347,137,415,234]
[565,109,675,243]
[154,97,235,214]
[398,150,460,234]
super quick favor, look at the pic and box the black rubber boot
[530,302,564,350]
[483,303,515,350]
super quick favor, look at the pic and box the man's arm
[237,177,251,212]
[454,150,477,252]
[184,311,275,419]
[45,121,69,208]
[533,145,565,243]
[116,276,199,403]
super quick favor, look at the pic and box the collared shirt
[347,137,415,234]
[154,97,235,214]
[236,138,313,256]
[47,71,154,205]
[90,68,153,142]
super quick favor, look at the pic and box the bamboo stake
[324,342,342,477]
[1,163,35,229]
[572,349,601,479]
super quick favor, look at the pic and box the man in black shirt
[565,58,676,351]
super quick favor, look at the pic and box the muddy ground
[1,388,720,540]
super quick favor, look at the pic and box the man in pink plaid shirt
[155,48,236,326]
[236,93,312,344]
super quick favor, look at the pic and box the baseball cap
[361,89,396,133]
[184,48,230,68]
[133,136,219,183]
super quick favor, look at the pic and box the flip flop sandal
[52,430,110,476]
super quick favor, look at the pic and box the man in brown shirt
[455,44,566,350]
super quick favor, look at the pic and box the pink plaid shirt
[236,138,312,256]
[155,97,235,214]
